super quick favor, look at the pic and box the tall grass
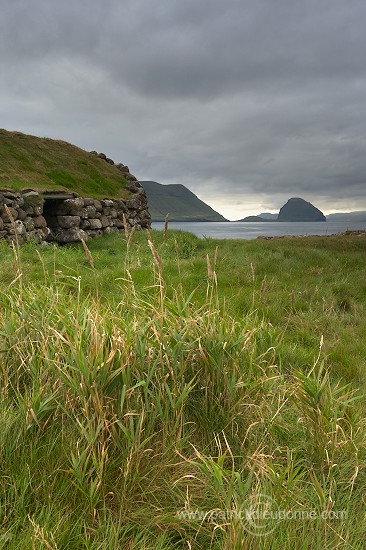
[0,233,365,548]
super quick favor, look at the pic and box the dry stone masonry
[0,190,50,244]
[0,154,151,244]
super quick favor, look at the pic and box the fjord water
[152,220,366,239]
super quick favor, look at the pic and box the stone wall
[44,181,150,243]
[0,190,50,244]
[0,169,151,244]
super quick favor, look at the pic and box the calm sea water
[152,221,366,240]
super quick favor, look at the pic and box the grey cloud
[3,0,366,98]
[0,0,366,218]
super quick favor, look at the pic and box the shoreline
[256,229,366,240]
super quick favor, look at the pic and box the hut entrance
[42,193,74,230]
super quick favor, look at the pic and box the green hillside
[0,129,129,199]
[140,180,227,221]
[327,211,366,223]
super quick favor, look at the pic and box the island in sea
[141,180,366,224]
[237,197,326,222]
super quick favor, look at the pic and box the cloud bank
[1,0,365,218]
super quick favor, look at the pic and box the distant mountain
[278,198,326,222]
[237,215,271,222]
[140,181,227,221]
[326,211,366,223]
[259,212,278,220]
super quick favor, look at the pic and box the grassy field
[0,129,129,199]
[0,229,365,548]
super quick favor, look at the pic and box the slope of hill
[327,211,366,223]
[278,197,326,222]
[140,181,227,221]
[259,212,278,220]
[236,215,271,222]
[0,129,130,199]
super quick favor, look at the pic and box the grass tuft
[0,231,365,547]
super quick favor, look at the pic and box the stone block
[2,191,17,200]
[126,199,139,210]
[24,217,35,231]
[117,202,127,212]
[85,205,97,217]
[64,198,85,210]
[69,208,84,216]
[33,205,43,216]
[57,215,81,229]
[55,227,89,243]
[103,226,118,235]
[87,229,103,239]
[80,219,91,229]
[84,198,95,206]
[1,207,18,222]
[100,215,110,228]
[88,218,103,230]
[117,165,129,173]
[17,209,27,220]
[33,215,47,228]
[14,220,26,235]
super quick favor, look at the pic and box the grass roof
[0,129,130,199]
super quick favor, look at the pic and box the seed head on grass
[163,214,169,243]
[206,253,218,308]
[260,274,267,298]
[148,239,162,273]
[127,225,135,250]
[206,254,213,280]
[147,238,165,315]
[5,204,23,293]
[122,216,135,275]
[81,239,95,270]
[122,213,129,240]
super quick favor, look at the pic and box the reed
[0,231,364,548]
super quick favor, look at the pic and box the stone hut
[0,156,151,244]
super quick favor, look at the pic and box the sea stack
[277,198,326,222]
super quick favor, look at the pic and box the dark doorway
[42,193,74,229]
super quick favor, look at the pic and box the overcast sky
[1,0,366,219]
